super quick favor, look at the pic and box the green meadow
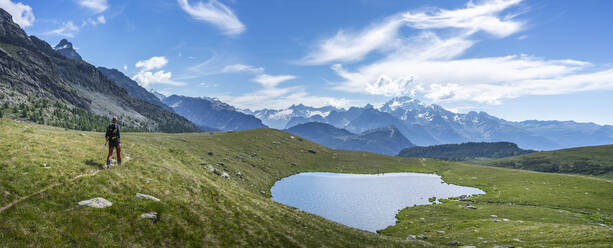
[1,119,611,247]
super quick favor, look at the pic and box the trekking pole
[102,141,107,169]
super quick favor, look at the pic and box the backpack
[106,123,119,140]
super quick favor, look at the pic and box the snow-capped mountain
[259,96,613,150]
[244,104,342,129]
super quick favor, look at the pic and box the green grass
[476,145,613,180]
[0,118,612,247]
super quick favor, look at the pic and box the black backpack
[106,123,119,140]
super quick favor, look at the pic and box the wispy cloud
[45,21,79,37]
[78,0,108,13]
[303,0,613,105]
[222,63,264,74]
[252,74,296,88]
[132,56,185,87]
[177,0,245,36]
[0,0,35,27]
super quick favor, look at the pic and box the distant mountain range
[398,142,535,161]
[286,122,414,155]
[161,95,267,131]
[0,9,198,132]
[249,96,613,150]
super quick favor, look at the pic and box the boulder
[435,230,445,234]
[208,152,214,156]
[406,235,417,241]
[221,172,230,179]
[140,211,157,221]
[308,149,317,154]
[490,215,498,218]
[235,171,243,178]
[135,193,160,202]
[448,241,460,246]
[78,197,112,208]
[417,234,427,239]
[463,204,477,209]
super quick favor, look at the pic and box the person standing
[105,116,121,168]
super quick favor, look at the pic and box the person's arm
[117,125,121,142]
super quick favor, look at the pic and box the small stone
[208,152,214,156]
[493,246,514,248]
[140,211,157,221]
[406,235,417,241]
[235,171,243,178]
[260,191,266,195]
[459,195,467,200]
[435,230,445,234]
[599,223,608,227]
[308,149,317,154]
[448,241,460,246]
[463,203,477,209]
[135,193,160,202]
[460,246,476,248]
[291,162,297,166]
[220,172,230,178]
[492,219,501,222]
[502,218,510,222]
[512,238,523,242]
[78,197,112,208]
[2,191,10,198]
[490,215,498,218]
[207,165,216,172]
[218,162,225,167]
[290,136,295,139]
[417,234,427,239]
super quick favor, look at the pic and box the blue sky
[3,0,613,124]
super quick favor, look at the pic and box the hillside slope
[479,145,613,179]
[0,9,198,133]
[286,122,414,155]
[1,119,611,247]
[398,142,535,161]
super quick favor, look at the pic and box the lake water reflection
[271,172,485,232]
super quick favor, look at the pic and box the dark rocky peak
[54,38,82,61]
[54,39,73,50]
[0,8,32,47]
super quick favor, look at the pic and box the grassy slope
[0,119,611,247]
[477,145,613,180]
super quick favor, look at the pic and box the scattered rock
[135,193,160,202]
[220,172,230,179]
[251,153,257,157]
[78,197,112,208]
[406,235,417,241]
[208,152,214,156]
[207,165,216,172]
[435,230,445,234]
[260,191,266,195]
[459,195,468,201]
[502,218,510,222]
[490,215,498,218]
[236,172,243,178]
[493,246,514,248]
[599,223,608,227]
[448,241,460,246]
[140,211,157,222]
[291,162,297,166]
[308,149,317,154]
[463,203,477,210]
[417,234,427,239]
[460,246,476,248]
[290,136,295,139]
[2,191,10,198]
[512,238,523,242]
[218,162,225,167]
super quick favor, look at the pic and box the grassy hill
[398,142,535,161]
[478,145,613,180]
[0,119,612,247]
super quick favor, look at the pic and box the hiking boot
[118,160,122,166]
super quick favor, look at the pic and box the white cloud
[78,0,108,13]
[252,74,296,88]
[222,64,264,74]
[0,0,35,27]
[304,0,613,105]
[177,0,245,36]
[83,15,106,26]
[135,56,168,71]
[132,56,185,87]
[302,0,523,64]
[123,64,127,71]
[45,21,79,37]
[222,87,353,110]
[132,70,185,87]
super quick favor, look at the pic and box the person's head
[112,116,118,123]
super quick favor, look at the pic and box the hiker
[105,116,121,168]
